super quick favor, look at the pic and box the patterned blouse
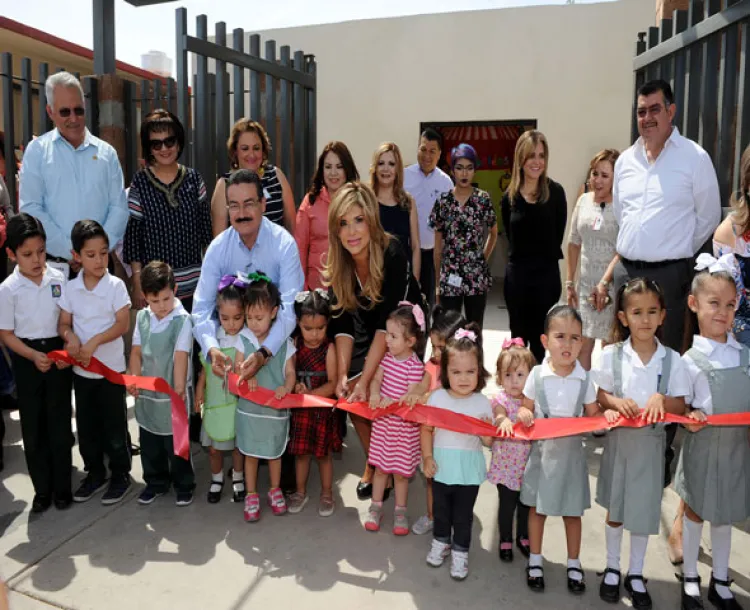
[429,188,496,296]
[713,217,750,337]
[123,166,212,299]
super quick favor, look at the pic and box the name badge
[592,215,603,231]
[447,273,463,288]
[51,284,62,298]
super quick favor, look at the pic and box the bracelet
[598,280,609,287]
[565,280,575,288]
[132,270,141,275]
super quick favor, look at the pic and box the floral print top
[487,389,531,491]
[713,216,750,339]
[429,188,496,296]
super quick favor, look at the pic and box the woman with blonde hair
[565,148,620,370]
[501,130,568,362]
[324,182,427,500]
[370,142,421,281]
[210,118,296,235]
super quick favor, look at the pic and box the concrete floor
[1,289,749,610]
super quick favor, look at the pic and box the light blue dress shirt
[19,128,128,259]
[192,218,304,357]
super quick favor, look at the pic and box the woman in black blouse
[370,142,420,281]
[501,130,567,362]
[124,109,213,312]
[324,182,425,499]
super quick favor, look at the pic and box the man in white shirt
[613,79,721,352]
[612,79,721,490]
[404,128,454,317]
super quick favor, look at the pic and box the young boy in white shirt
[58,220,132,505]
[127,261,195,506]
[0,214,73,513]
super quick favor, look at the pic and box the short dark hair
[243,270,281,312]
[430,305,465,341]
[5,213,46,252]
[440,322,490,393]
[420,127,443,149]
[140,109,185,166]
[140,261,175,296]
[225,169,264,201]
[71,219,109,253]
[543,304,583,335]
[638,79,674,106]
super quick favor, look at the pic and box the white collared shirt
[58,271,131,378]
[132,299,193,354]
[683,334,746,415]
[0,266,65,339]
[404,163,454,250]
[613,127,721,262]
[523,359,597,418]
[216,327,247,353]
[592,338,690,409]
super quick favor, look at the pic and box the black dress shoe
[516,536,531,558]
[356,481,372,500]
[599,567,621,603]
[708,575,743,610]
[526,565,545,592]
[681,576,705,610]
[498,542,513,562]
[31,494,52,513]
[567,567,586,594]
[625,574,653,610]
[207,479,224,504]
[54,493,73,510]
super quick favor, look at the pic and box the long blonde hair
[731,144,750,236]
[322,182,390,313]
[506,130,550,205]
[369,142,412,211]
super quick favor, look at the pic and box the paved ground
[1,291,749,610]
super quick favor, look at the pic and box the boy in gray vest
[127,261,195,506]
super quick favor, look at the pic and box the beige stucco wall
[252,0,653,280]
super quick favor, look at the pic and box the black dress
[379,202,411,255]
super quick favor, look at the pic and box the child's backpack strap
[533,366,550,418]
[658,348,673,395]
[575,371,590,417]
[685,347,713,375]
[741,345,750,369]
[613,342,624,398]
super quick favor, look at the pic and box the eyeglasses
[227,200,261,213]
[58,106,85,118]
[636,103,668,118]
[149,136,178,151]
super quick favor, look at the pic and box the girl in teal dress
[236,273,296,523]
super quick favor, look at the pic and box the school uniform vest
[200,347,239,442]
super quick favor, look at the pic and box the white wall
[253,0,653,278]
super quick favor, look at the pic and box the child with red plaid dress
[287,289,339,517]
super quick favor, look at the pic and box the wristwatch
[258,346,272,362]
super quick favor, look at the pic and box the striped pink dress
[368,351,425,477]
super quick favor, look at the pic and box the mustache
[236,217,254,223]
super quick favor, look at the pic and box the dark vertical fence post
[306,55,317,189]
[153,79,162,110]
[293,50,306,203]
[215,21,230,180]
[250,35,261,120]
[735,21,750,194]
[672,10,689,130]
[38,62,51,135]
[141,79,151,115]
[265,40,277,162]
[279,46,292,176]
[1,53,16,205]
[632,33,647,143]
[166,77,176,114]
[716,22,739,203]
[123,79,138,184]
[83,76,99,137]
[683,0,704,140]
[195,14,210,195]
[232,28,245,123]
[175,7,191,166]
[20,58,34,149]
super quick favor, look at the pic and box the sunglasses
[149,136,178,151]
[58,106,85,118]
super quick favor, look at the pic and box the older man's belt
[621,257,688,270]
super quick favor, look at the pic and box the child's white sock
[528,553,543,578]
[710,524,733,600]
[605,524,623,584]
[628,534,648,592]
[231,469,244,482]
[682,517,703,597]
[567,557,583,581]
[210,471,224,492]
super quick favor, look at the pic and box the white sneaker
[450,550,469,580]
[426,539,451,567]
[412,514,434,535]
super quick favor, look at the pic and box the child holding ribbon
[364,302,426,535]
[286,289,339,517]
[489,337,535,563]
[676,253,750,610]
[422,324,493,580]
[592,278,688,608]
[196,275,248,504]
[236,272,297,522]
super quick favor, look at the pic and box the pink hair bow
[399,301,425,331]
[502,337,525,350]
[454,328,477,342]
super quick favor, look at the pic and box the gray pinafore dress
[520,368,592,516]
[199,346,238,450]
[674,346,750,524]
[235,337,290,459]
[595,344,673,534]
[134,309,192,436]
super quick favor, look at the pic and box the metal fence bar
[38,62,51,135]
[195,14,210,194]
[232,28,245,123]
[153,79,162,111]
[207,73,217,191]
[265,40,277,159]
[716,22,739,203]
[292,50,306,203]
[682,1,704,140]
[83,76,99,137]
[175,7,191,166]
[306,55,317,187]
[249,34,261,120]
[215,22,230,179]
[141,79,151,115]
[735,20,750,194]
[659,19,674,81]
[631,33,647,142]
[166,77,176,114]
[672,10,689,130]
[20,58,34,149]
[123,79,138,184]
[698,32,719,160]
[1,53,17,205]
[279,45,291,176]
[647,27,660,79]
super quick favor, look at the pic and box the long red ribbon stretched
[49,351,750,458]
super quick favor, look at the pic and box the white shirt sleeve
[591,347,615,393]
[174,315,194,353]
[666,352,691,398]
[691,150,722,254]
[522,368,537,401]
[0,283,14,331]
[582,377,597,404]
[57,284,72,314]
[111,277,132,312]
[132,320,141,347]
[284,338,296,362]
[682,353,712,414]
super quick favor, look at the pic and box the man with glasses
[19,71,128,276]
[611,80,721,554]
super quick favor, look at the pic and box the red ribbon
[49,351,750,457]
